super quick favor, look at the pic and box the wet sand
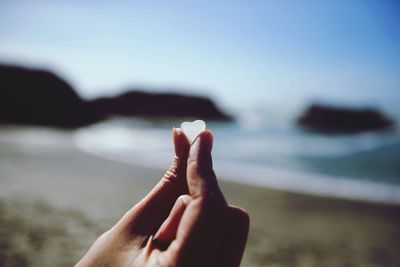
[1,129,400,267]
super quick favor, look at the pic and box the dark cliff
[298,104,394,134]
[0,65,99,128]
[0,64,232,128]
[89,91,232,121]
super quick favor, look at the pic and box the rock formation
[298,104,394,133]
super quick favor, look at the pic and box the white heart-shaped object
[181,120,206,144]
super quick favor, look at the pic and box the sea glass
[181,120,206,144]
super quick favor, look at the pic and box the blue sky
[0,0,399,112]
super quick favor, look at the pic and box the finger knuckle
[199,191,227,212]
[177,194,191,205]
[163,169,178,181]
[231,207,250,226]
[163,156,182,181]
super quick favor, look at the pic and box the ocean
[73,109,400,204]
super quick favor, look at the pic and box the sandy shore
[1,128,400,267]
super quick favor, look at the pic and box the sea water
[73,110,400,204]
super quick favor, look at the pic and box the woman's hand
[76,129,249,267]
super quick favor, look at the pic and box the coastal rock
[0,64,232,128]
[0,64,99,128]
[297,104,394,133]
[89,91,232,121]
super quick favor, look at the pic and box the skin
[75,128,250,267]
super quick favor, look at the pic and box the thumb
[168,130,228,266]
[186,130,220,198]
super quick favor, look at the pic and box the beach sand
[1,129,400,267]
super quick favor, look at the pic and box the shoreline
[74,132,400,206]
[2,125,400,205]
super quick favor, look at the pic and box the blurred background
[1,1,399,266]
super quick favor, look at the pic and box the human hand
[76,129,249,267]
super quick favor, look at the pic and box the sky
[0,0,399,113]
